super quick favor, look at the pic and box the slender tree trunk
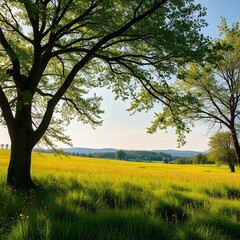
[7,125,34,188]
[229,163,235,173]
[230,128,240,168]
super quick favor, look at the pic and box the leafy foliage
[115,150,126,160]
[129,19,240,151]
[207,131,237,167]
[192,153,208,164]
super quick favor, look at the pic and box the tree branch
[0,12,33,43]
[0,86,15,136]
[0,28,22,87]
[34,0,168,143]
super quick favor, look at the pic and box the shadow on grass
[203,185,240,199]
[194,215,240,240]
[46,208,171,240]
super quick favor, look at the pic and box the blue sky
[1,0,240,151]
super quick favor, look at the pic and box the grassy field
[0,149,240,239]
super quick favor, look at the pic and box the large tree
[0,0,209,188]
[129,19,240,166]
[207,131,237,172]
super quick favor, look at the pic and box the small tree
[207,132,237,172]
[115,150,126,160]
[173,157,192,164]
[192,153,207,164]
[163,157,169,163]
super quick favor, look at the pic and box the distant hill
[63,147,116,155]
[62,147,206,158]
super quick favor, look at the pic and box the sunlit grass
[0,149,240,239]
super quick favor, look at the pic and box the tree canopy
[115,150,126,160]
[192,153,207,164]
[0,0,210,187]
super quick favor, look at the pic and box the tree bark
[7,126,34,188]
[229,163,235,173]
[230,128,240,167]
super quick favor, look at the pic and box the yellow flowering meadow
[1,149,239,187]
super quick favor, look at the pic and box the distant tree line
[67,150,214,164]
[172,153,214,164]
[115,150,172,162]
[68,150,172,162]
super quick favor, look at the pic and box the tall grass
[0,149,240,239]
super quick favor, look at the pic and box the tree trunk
[7,127,34,188]
[229,163,235,173]
[230,128,240,167]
